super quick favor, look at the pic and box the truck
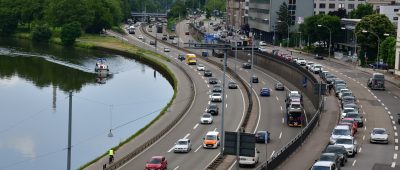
[185,54,197,65]
[367,73,385,90]
[286,102,304,127]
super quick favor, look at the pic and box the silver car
[370,128,389,144]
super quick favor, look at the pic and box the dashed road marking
[364,126,367,130]
[207,85,209,88]
[270,150,275,158]
[360,105,363,109]
[396,139,398,144]
[394,153,398,160]
[276,96,279,101]
[173,166,179,170]
[279,132,282,139]
[365,118,367,123]
[358,147,362,153]
[391,116,394,120]
[396,146,399,151]
[193,123,199,129]
[194,145,202,152]
[282,118,285,124]
[395,96,398,99]
[214,128,217,131]
[395,132,398,137]
[392,162,396,168]
[352,160,357,166]
[363,135,365,141]
[382,103,385,106]
[226,94,228,99]
[183,133,190,139]
[226,104,228,108]
[393,121,396,125]
[385,107,388,110]
[395,126,397,130]
[280,106,283,111]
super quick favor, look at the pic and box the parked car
[343,113,363,127]
[242,62,251,69]
[334,136,358,157]
[323,145,348,166]
[338,120,357,136]
[370,128,389,144]
[207,103,219,115]
[251,76,259,83]
[228,81,238,89]
[239,149,260,167]
[341,107,356,119]
[320,71,329,80]
[208,77,218,84]
[341,96,356,109]
[330,125,352,144]
[211,92,222,102]
[164,47,171,52]
[197,64,205,71]
[200,113,213,124]
[145,156,168,170]
[260,88,271,96]
[212,84,222,92]
[296,58,307,66]
[311,64,323,74]
[150,41,156,45]
[305,61,314,70]
[340,91,353,101]
[185,31,190,35]
[311,161,339,170]
[340,118,358,131]
[204,70,212,77]
[162,36,168,40]
[369,62,389,70]
[259,41,267,46]
[318,153,341,169]
[138,35,144,39]
[255,131,270,143]
[174,139,192,153]
[274,82,285,91]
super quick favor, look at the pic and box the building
[226,0,246,30]
[394,12,400,75]
[247,0,313,43]
[314,0,366,15]
[379,5,400,26]
[339,18,361,57]
[368,0,400,10]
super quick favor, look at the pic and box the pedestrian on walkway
[328,82,333,95]
[108,149,114,164]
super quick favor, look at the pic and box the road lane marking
[279,132,282,139]
[363,135,365,141]
[280,106,283,111]
[226,94,228,99]
[194,145,202,152]
[214,128,217,131]
[352,160,357,166]
[394,153,398,160]
[389,111,392,115]
[385,107,389,110]
[207,85,209,88]
[396,132,398,137]
[395,96,398,99]
[396,139,398,144]
[392,162,396,168]
[393,121,396,125]
[226,104,228,108]
[282,118,285,124]
[173,166,179,170]
[276,96,279,101]
[360,105,363,109]
[396,146,399,151]
[365,118,367,123]
[364,126,367,130]
[270,150,275,158]
[391,116,394,120]
[382,103,385,106]
[168,146,175,152]
[395,126,397,130]
[358,147,362,153]
[193,123,199,129]
[184,133,190,139]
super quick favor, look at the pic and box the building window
[289,0,296,4]
[394,9,399,12]
[319,11,325,14]
[320,3,326,8]
[338,3,344,8]
[394,17,398,20]
[329,3,335,9]
[314,3,316,8]
[348,4,354,9]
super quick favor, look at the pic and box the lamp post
[278,20,289,48]
[362,30,389,69]
[317,24,332,59]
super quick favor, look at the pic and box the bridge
[130,12,167,17]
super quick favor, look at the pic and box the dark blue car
[255,131,270,143]
[260,88,271,96]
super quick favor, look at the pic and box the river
[0,38,174,170]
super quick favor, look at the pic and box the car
[370,128,389,144]
[311,64,323,74]
[211,92,222,102]
[344,113,363,127]
[203,131,220,148]
[311,161,338,170]
[185,31,190,35]
[228,81,238,89]
[204,70,212,77]
[340,91,353,101]
[162,36,168,40]
[145,156,168,170]
[369,62,389,70]
[337,122,357,136]
[314,54,324,60]
[164,48,170,52]
[333,79,346,88]
[174,138,192,153]
[274,82,284,90]
[255,131,270,143]
[305,61,314,70]
[242,62,251,69]
[334,136,358,157]
[341,107,356,119]
[259,46,267,52]
[338,89,350,100]
[318,153,341,169]
[212,49,224,58]
[296,58,307,66]
[239,149,260,167]
[169,35,175,39]
[341,96,356,109]
[340,118,358,132]
[323,145,348,166]
[212,84,222,92]
[197,64,205,71]
[259,41,267,46]
[260,88,271,96]
[150,41,156,45]
[251,76,259,83]
[207,103,219,115]
[138,35,144,39]
[208,77,218,84]
[343,103,359,113]
[325,74,337,84]
[178,54,185,61]
[200,113,213,124]
[330,125,352,144]
[335,85,347,97]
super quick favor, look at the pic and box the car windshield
[343,109,354,113]
[212,93,221,97]
[290,103,301,109]
[336,138,352,144]
[326,146,343,154]
[177,140,188,145]
[312,166,331,170]
[319,155,335,161]
[333,129,350,136]
[209,104,217,109]
[341,119,353,124]
[206,135,217,140]
[149,158,162,164]
[345,114,358,118]
[342,92,352,97]
[373,129,386,134]
[198,64,204,67]
[326,75,335,78]
[202,113,211,118]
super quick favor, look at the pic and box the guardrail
[188,23,324,169]
[104,32,196,170]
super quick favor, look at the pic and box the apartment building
[226,0,246,30]
[379,5,400,26]
[314,0,366,15]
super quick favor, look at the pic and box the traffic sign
[224,131,256,157]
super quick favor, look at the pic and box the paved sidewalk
[278,95,339,170]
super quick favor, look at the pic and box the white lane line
[282,118,285,124]
[194,145,202,152]
[208,101,210,105]
[394,153,398,160]
[364,126,367,130]
[358,147,362,153]
[173,166,179,170]
[365,118,367,123]
[395,126,397,130]
[395,96,398,99]
[270,150,275,158]
[226,104,228,108]
[276,96,279,101]
[392,162,396,168]
[280,106,283,111]
[168,146,175,152]
[389,111,392,115]
[396,146,399,151]
[214,128,217,131]
[391,116,394,120]
[183,133,190,139]
[385,107,389,110]
[393,121,396,125]
[362,135,365,141]
[382,103,385,107]
[395,139,398,144]
[205,80,207,84]
[207,85,209,88]
[352,160,357,166]
[279,132,282,139]
[226,94,228,99]
[360,105,363,109]
[198,72,201,75]
[193,123,199,129]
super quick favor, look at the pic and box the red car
[339,118,358,133]
[145,156,167,170]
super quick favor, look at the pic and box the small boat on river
[95,58,109,75]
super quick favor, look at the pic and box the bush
[61,22,82,46]
[31,24,52,42]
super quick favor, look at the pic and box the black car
[274,82,284,91]
[314,54,323,60]
[228,81,238,89]
[208,77,218,84]
[242,62,251,69]
[207,103,219,115]
[212,84,222,92]
[323,145,348,166]
[169,35,175,39]
[204,70,212,77]
[319,153,341,168]
[178,54,185,61]
[251,76,259,83]
[255,131,270,143]
[149,41,156,45]
[212,49,224,58]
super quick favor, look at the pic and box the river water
[0,38,173,170]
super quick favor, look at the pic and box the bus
[185,54,197,65]
[286,105,303,127]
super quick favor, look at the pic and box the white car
[259,41,267,46]
[200,113,213,124]
[211,92,222,102]
[338,89,350,100]
[197,64,205,71]
[164,48,171,52]
[138,35,144,39]
[174,138,192,153]
[311,64,323,74]
[259,47,267,52]
[370,128,389,144]
[334,136,357,157]
[296,58,307,66]
[305,61,314,70]
[330,125,352,144]
[239,149,260,167]
[341,107,356,119]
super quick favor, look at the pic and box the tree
[60,22,81,46]
[31,24,52,42]
[0,8,18,35]
[328,8,347,18]
[45,0,93,29]
[379,36,395,68]
[349,4,374,19]
[276,2,292,41]
[355,14,395,65]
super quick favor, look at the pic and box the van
[203,131,220,148]
[311,161,338,170]
[185,54,197,65]
[367,73,385,90]
[239,149,260,167]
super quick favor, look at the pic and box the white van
[311,161,338,170]
[239,149,260,167]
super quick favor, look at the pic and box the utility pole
[67,91,72,170]
[221,49,227,154]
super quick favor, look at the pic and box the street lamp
[278,20,289,48]
[317,24,332,59]
[362,30,389,69]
